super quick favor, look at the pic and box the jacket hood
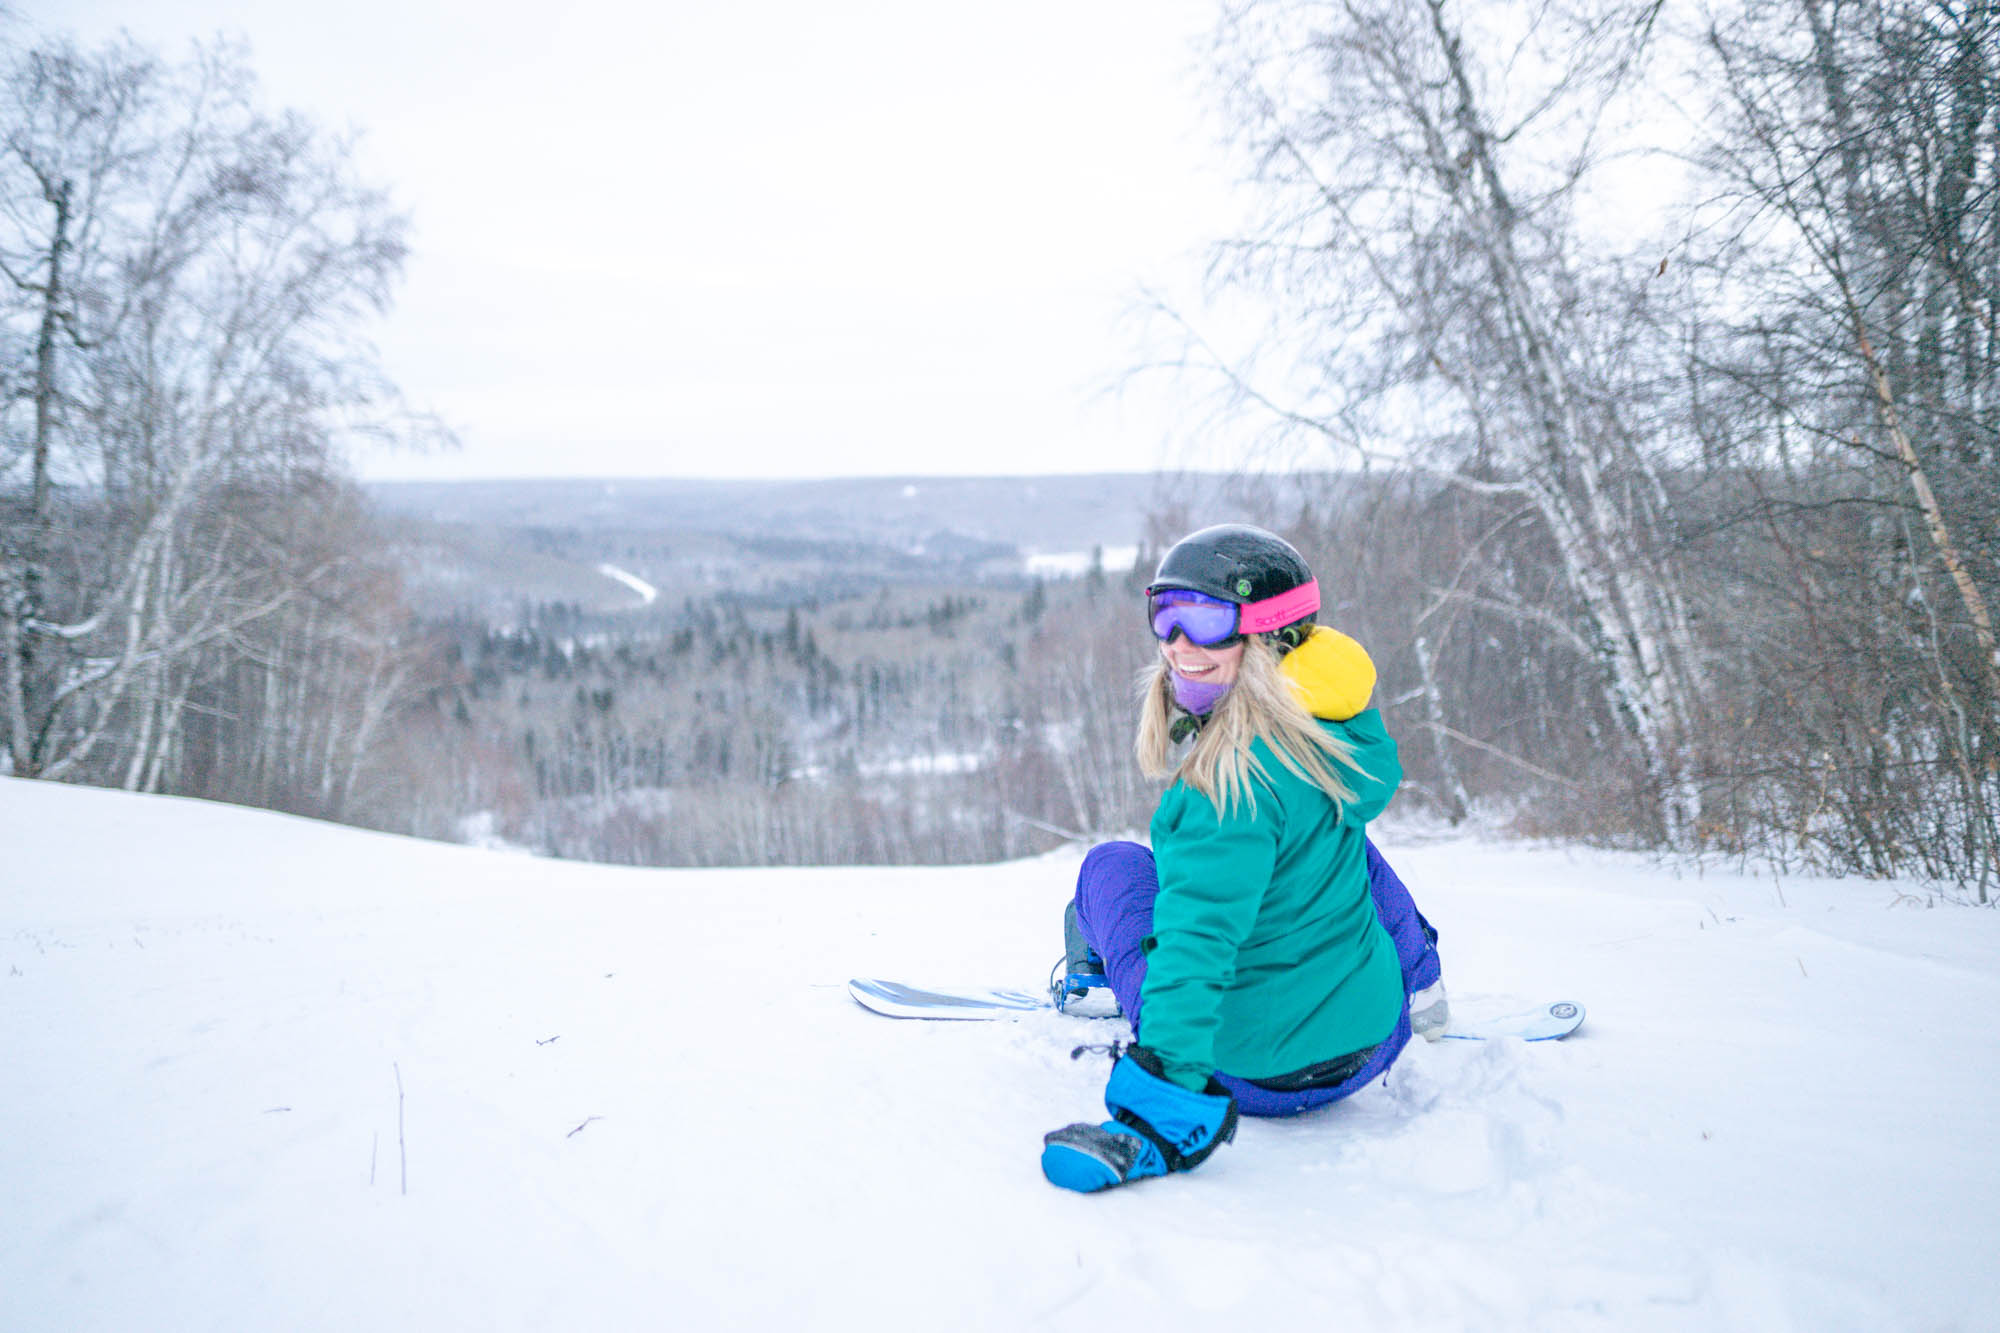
[1279,626,1375,722]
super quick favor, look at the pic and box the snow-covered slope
[4,776,1995,1332]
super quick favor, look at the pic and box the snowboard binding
[1051,900,1117,1014]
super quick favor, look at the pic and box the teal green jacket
[1140,697,1405,1091]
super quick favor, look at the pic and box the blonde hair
[1136,635,1361,818]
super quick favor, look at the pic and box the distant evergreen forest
[426,565,1162,866]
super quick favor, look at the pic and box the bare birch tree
[0,36,438,790]
[1689,0,2000,888]
[1192,0,1708,842]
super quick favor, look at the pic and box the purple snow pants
[1072,838,1442,1118]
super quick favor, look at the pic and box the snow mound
[3,776,1995,1331]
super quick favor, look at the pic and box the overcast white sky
[34,0,1249,481]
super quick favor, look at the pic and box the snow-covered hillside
[4,776,1996,1332]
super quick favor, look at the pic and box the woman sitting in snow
[1042,523,1445,1193]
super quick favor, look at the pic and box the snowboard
[847,977,1585,1042]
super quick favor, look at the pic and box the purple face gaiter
[1172,672,1232,716]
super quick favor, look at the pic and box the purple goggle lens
[1147,579,1321,646]
[1148,589,1242,646]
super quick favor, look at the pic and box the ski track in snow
[2,776,1996,1332]
[595,563,657,606]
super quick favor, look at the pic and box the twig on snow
[394,1062,408,1195]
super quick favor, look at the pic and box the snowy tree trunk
[1412,635,1471,824]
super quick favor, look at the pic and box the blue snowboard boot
[1049,899,1116,1013]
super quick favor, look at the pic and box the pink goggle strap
[1236,579,1320,635]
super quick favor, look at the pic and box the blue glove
[1041,1045,1238,1193]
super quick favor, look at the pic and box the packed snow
[4,775,1996,1332]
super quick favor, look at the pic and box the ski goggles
[1146,581,1320,646]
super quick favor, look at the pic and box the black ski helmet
[1148,524,1319,648]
